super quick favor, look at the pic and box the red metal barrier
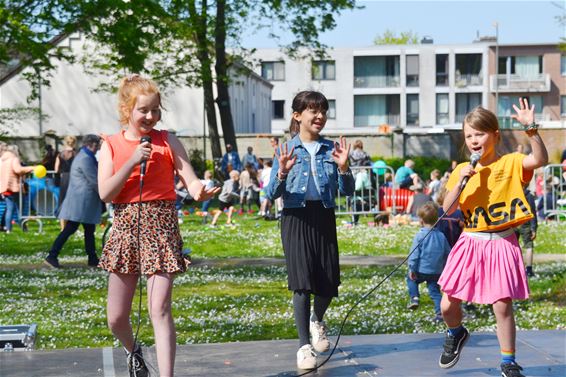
[380,187,414,213]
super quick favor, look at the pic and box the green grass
[0,213,564,349]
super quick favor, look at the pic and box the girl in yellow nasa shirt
[437,99,548,377]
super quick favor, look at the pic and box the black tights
[293,290,332,347]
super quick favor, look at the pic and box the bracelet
[338,168,351,175]
[524,122,539,132]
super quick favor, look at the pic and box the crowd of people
[2,75,566,377]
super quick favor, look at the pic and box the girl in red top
[98,74,219,377]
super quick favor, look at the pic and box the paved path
[1,330,564,376]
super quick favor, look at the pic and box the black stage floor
[1,330,564,376]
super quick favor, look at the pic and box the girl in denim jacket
[265,91,354,370]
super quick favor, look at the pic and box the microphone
[460,152,482,189]
[140,136,151,180]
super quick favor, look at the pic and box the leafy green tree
[374,29,418,45]
[1,0,358,158]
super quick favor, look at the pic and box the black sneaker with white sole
[438,327,469,369]
[501,362,525,377]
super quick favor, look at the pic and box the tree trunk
[188,0,222,159]
[214,0,238,152]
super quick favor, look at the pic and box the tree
[1,0,359,158]
[374,29,418,45]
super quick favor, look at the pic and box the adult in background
[44,135,102,268]
[54,135,77,229]
[221,143,242,177]
[241,146,258,170]
[394,159,422,190]
[349,140,371,167]
[41,144,57,171]
[0,144,36,233]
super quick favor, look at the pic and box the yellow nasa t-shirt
[446,153,533,232]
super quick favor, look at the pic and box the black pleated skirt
[281,201,340,297]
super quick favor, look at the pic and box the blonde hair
[118,74,163,126]
[63,135,77,148]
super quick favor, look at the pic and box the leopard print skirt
[99,200,187,275]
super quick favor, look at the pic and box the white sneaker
[310,320,330,352]
[296,344,317,370]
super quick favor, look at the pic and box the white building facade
[252,42,560,134]
[0,34,273,138]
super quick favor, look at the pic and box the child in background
[97,74,219,377]
[406,201,451,321]
[515,185,537,277]
[200,170,214,222]
[211,170,240,226]
[428,169,441,202]
[437,100,548,377]
[265,91,354,370]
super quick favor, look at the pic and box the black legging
[293,290,332,347]
[47,221,97,259]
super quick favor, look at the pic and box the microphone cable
[295,184,465,377]
[132,175,145,346]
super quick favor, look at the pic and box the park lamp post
[493,21,499,126]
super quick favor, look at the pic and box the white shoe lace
[313,321,328,342]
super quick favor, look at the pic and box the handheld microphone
[140,136,151,180]
[460,152,482,189]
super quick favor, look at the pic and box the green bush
[372,156,451,181]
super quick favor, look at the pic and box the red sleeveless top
[105,129,176,204]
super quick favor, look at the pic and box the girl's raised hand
[511,97,535,126]
[331,136,351,172]
[193,185,221,201]
[277,143,297,175]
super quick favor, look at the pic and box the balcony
[354,114,400,127]
[455,73,483,88]
[354,75,400,88]
[490,74,551,93]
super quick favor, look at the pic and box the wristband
[524,122,539,133]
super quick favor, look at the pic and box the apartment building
[253,41,564,134]
[487,43,565,128]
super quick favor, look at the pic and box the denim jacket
[265,135,355,208]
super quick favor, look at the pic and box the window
[456,93,481,122]
[261,61,285,81]
[354,95,400,127]
[436,54,448,86]
[327,100,336,119]
[455,54,482,86]
[354,56,400,88]
[312,60,336,80]
[406,55,419,87]
[272,100,285,119]
[406,94,419,126]
[499,56,542,77]
[436,94,449,125]
[562,56,566,76]
[561,96,566,116]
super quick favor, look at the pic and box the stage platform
[1,330,564,376]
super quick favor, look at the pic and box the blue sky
[241,0,564,48]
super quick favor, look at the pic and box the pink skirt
[438,229,529,304]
